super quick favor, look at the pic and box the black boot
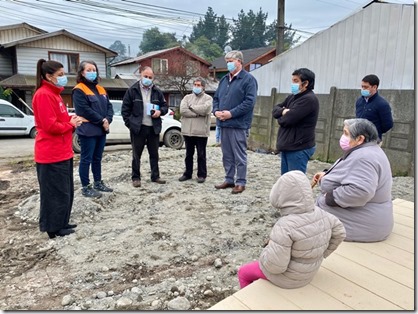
[64,223,77,229]
[47,228,75,239]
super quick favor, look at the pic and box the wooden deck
[209,198,415,311]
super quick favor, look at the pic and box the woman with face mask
[312,118,393,242]
[72,60,114,198]
[33,59,82,239]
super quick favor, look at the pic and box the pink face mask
[339,134,351,151]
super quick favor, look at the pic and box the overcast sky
[0,0,413,56]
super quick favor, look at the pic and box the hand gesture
[151,110,161,118]
[102,118,109,132]
[311,171,325,188]
[70,115,83,128]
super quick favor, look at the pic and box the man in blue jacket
[213,50,258,194]
[355,74,393,143]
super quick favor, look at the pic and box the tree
[265,21,301,50]
[230,8,269,50]
[216,15,230,49]
[185,36,223,62]
[227,8,300,51]
[109,40,127,62]
[0,86,12,101]
[189,7,230,50]
[139,27,180,54]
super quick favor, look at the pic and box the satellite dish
[224,45,232,54]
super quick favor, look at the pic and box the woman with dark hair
[72,60,114,198]
[272,68,319,175]
[312,118,393,242]
[33,58,81,239]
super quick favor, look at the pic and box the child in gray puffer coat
[238,170,346,289]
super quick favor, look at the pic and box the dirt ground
[0,146,414,310]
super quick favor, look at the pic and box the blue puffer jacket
[212,70,258,130]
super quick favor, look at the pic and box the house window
[152,58,168,74]
[49,52,79,74]
[168,93,182,108]
[249,63,261,71]
[185,60,199,76]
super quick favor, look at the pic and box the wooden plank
[392,222,414,239]
[392,199,414,210]
[384,232,414,253]
[322,254,414,309]
[393,212,414,227]
[393,204,414,218]
[351,241,414,270]
[335,242,414,288]
[262,279,353,310]
[208,295,251,310]
[232,280,302,310]
[311,267,402,310]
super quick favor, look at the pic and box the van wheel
[72,133,81,153]
[29,127,37,139]
[163,129,183,149]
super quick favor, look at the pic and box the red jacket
[33,80,74,163]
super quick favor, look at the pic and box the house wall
[0,50,13,76]
[248,87,414,176]
[0,26,43,43]
[251,3,414,95]
[111,64,140,77]
[16,47,108,75]
[111,50,210,78]
[244,51,276,72]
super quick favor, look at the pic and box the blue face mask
[55,75,68,87]
[142,77,153,87]
[193,87,202,95]
[291,83,300,95]
[227,61,236,72]
[361,89,371,97]
[85,71,97,81]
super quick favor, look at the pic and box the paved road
[0,131,217,168]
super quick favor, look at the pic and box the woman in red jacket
[32,59,82,239]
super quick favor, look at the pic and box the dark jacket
[121,81,168,135]
[212,70,258,130]
[355,92,393,139]
[73,82,114,137]
[272,90,319,152]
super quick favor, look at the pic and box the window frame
[152,58,168,74]
[48,52,79,75]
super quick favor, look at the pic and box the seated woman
[313,118,393,242]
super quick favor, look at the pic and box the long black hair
[35,59,64,90]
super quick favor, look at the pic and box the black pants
[183,135,208,178]
[130,125,160,181]
[36,159,74,233]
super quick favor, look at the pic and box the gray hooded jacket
[259,171,346,289]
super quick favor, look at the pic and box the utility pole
[276,0,285,56]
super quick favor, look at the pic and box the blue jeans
[78,134,106,186]
[280,146,316,175]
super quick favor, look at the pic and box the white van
[0,99,36,138]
